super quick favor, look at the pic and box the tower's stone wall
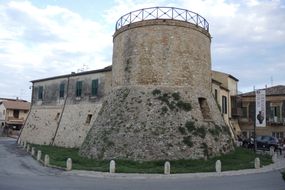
[112,20,211,92]
[80,18,234,160]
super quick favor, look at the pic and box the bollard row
[17,142,268,174]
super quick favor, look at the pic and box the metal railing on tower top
[115,7,209,32]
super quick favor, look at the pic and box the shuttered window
[59,83,65,98]
[91,79,98,96]
[76,81,83,97]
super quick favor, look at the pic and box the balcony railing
[7,117,24,124]
[268,117,285,126]
[115,7,209,32]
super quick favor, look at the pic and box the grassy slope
[31,144,272,174]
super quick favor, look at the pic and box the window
[13,110,19,118]
[55,113,60,121]
[222,96,227,114]
[3,110,5,115]
[85,114,92,124]
[76,81,83,97]
[270,104,281,122]
[272,132,284,139]
[214,89,218,101]
[198,97,211,119]
[38,86,43,100]
[59,83,65,98]
[91,79,99,96]
[241,107,247,118]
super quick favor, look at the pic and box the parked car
[256,135,280,151]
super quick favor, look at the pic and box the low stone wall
[20,106,63,145]
[53,103,102,148]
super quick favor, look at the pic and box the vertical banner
[256,90,266,127]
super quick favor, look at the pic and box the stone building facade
[19,67,111,147]
[211,71,241,138]
[20,7,237,160]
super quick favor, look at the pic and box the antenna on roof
[77,64,89,73]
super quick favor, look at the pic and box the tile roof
[31,65,112,83]
[1,100,30,110]
[241,85,285,96]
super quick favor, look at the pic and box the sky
[0,0,284,101]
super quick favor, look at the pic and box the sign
[255,90,266,127]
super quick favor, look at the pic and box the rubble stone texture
[80,19,234,160]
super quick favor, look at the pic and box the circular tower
[80,7,234,161]
[112,7,211,92]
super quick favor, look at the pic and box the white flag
[256,90,266,127]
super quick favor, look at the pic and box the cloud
[0,1,113,100]
[0,0,284,100]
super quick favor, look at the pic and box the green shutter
[76,81,83,97]
[38,86,43,100]
[92,79,98,96]
[59,83,65,98]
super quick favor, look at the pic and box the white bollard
[37,150,42,161]
[254,157,260,169]
[26,144,30,152]
[215,160,221,173]
[272,152,278,163]
[66,158,72,171]
[31,147,35,156]
[109,160,116,173]
[23,141,27,149]
[269,147,275,156]
[164,161,171,175]
[18,139,21,145]
[44,154,49,166]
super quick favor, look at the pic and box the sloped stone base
[80,86,234,160]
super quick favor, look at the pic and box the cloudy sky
[0,0,284,101]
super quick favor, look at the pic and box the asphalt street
[0,137,284,190]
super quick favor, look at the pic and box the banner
[256,90,266,127]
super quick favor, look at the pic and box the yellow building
[238,85,285,140]
[211,71,241,139]
[0,98,30,136]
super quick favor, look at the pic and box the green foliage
[194,127,206,138]
[183,136,193,147]
[31,144,109,171]
[178,127,186,135]
[185,121,195,132]
[30,145,272,174]
[172,92,181,101]
[153,90,192,112]
[176,101,192,111]
[152,89,161,96]
[208,127,222,137]
[161,106,168,115]
[221,125,231,135]
[157,93,170,103]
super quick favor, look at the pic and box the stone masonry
[80,16,234,160]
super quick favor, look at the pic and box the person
[283,138,285,158]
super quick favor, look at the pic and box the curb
[62,157,285,179]
[17,140,285,179]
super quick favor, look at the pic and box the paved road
[0,137,284,190]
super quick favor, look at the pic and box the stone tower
[80,7,234,160]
